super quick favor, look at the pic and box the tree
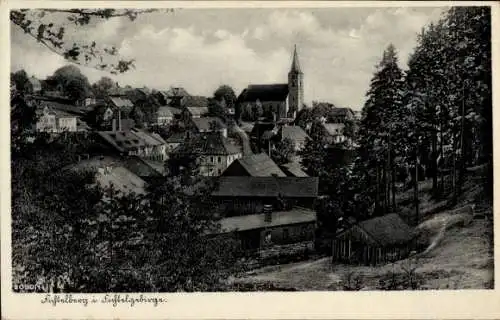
[11,70,31,93]
[48,65,92,101]
[357,44,405,216]
[10,9,171,75]
[214,85,237,110]
[208,98,229,124]
[271,137,296,165]
[92,76,116,98]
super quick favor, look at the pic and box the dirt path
[232,124,253,156]
[234,219,493,290]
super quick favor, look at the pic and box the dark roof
[38,100,86,116]
[215,208,316,233]
[166,132,187,144]
[280,162,309,177]
[97,129,165,153]
[191,117,227,132]
[172,132,241,156]
[67,156,147,195]
[330,107,355,118]
[108,96,134,108]
[124,156,165,178]
[343,213,414,246]
[238,84,289,103]
[281,126,309,142]
[224,153,286,177]
[183,96,209,109]
[212,176,319,198]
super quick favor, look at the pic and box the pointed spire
[290,44,302,73]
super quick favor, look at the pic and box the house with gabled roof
[156,106,174,125]
[222,153,286,177]
[66,155,147,196]
[190,116,228,137]
[332,213,415,266]
[279,125,310,151]
[171,132,242,176]
[97,128,167,161]
[212,176,319,216]
[211,206,317,260]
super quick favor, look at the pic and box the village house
[279,162,309,177]
[222,153,286,177]
[171,132,242,176]
[278,125,310,151]
[123,156,166,182]
[323,123,348,144]
[154,87,190,108]
[26,76,42,94]
[329,107,356,123]
[68,156,147,196]
[214,206,317,261]
[189,116,228,137]
[76,92,97,107]
[211,176,319,217]
[35,105,78,133]
[97,128,168,161]
[165,132,187,153]
[182,96,210,118]
[332,213,415,266]
[238,45,304,121]
[156,106,174,126]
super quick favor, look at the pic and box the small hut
[332,213,415,266]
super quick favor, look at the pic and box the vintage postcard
[1,1,500,319]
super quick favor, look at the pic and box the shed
[332,213,415,266]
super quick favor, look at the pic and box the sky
[10,7,447,110]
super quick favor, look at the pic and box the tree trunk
[455,86,467,202]
[431,129,438,196]
[414,153,419,226]
[375,165,380,214]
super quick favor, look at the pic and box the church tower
[288,45,304,118]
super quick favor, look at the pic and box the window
[217,156,221,163]
[210,156,214,163]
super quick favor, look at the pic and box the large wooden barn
[332,213,415,266]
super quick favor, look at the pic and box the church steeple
[288,45,304,118]
[290,44,302,73]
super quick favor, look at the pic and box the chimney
[263,204,273,222]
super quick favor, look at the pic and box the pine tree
[357,44,405,215]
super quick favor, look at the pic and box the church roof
[238,84,289,103]
[290,45,302,73]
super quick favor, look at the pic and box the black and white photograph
[6,2,494,300]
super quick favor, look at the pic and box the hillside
[232,174,494,290]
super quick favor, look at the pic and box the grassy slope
[233,176,494,290]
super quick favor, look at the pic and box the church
[237,45,304,121]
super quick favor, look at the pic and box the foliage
[271,137,296,165]
[208,98,230,124]
[356,44,405,216]
[12,136,241,292]
[10,9,171,74]
[92,76,116,98]
[47,65,92,101]
[214,85,237,113]
[11,70,31,93]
